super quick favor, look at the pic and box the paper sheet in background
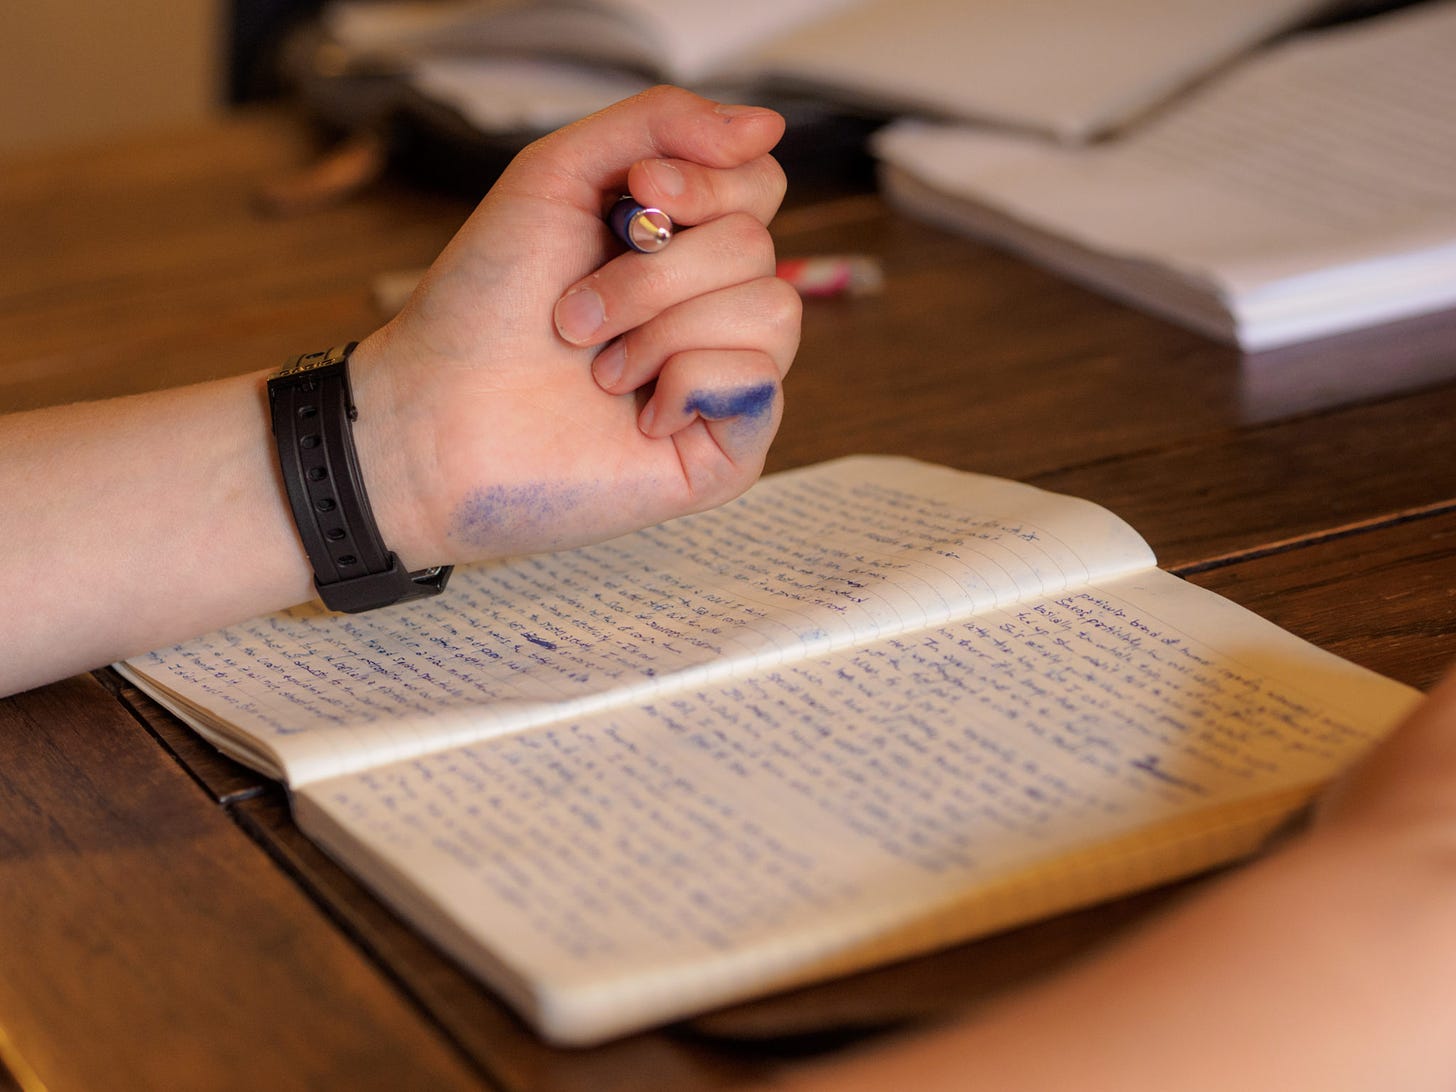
[324,0,862,86]
[407,56,648,133]
[322,0,1333,140]
[756,0,1331,140]
[873,0,1456,349]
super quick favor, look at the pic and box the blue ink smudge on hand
[685,382,776,421]
[449,481,588,550]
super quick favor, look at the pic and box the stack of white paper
[321,0,1328,141]
[872,1,1456,350]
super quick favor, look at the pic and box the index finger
[627,153,787,228]
[496,86,786,211]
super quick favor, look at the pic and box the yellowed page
[121,457,1155,784]
[294,568,1419,1043]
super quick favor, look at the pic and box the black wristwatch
[267,343,452,613]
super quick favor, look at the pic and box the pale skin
[7,85,1456,1090]
[0,86,800,698]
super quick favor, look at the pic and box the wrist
[341,331,453,570]
[266,336,454,612]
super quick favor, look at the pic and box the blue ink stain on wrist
[448,481,589,551]
[685,382,776,422]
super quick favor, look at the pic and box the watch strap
[267,343,451,613]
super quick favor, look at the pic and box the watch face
[275,344,352,379]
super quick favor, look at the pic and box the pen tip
[629,208,673,252]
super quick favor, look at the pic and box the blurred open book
[319,0,1331,140]
[873,1,1456,350]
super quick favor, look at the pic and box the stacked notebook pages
[872,2,1456,349]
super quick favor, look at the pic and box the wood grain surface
[0,675,482,1091]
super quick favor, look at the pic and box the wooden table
[3,109,1455,1091]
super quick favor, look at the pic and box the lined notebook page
[123,457,1155,785]
[295,568,1418,1044]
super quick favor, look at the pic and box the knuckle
[700,456,768,506]
[763,275,802,327]
[626,251,686,305]
[638,83,689,107]
[755,156,788,207]
[714,212,774,267]
[754,277,803,345]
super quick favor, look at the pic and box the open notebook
[119,457,1418,1044]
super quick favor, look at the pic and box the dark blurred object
[277,19,884,203]
[228,0,327,102]
[1313,0,1434,25]
[253,130,388,215]
[374,86,884,202]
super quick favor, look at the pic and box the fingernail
[554,286,605,344]
[714,103,773,121]
[638,399,657,434]
[592,339,626,389]
[645,159,685,197]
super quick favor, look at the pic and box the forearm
[0,338,448,698]
[8,360,380,696]
[0,368,303,693]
